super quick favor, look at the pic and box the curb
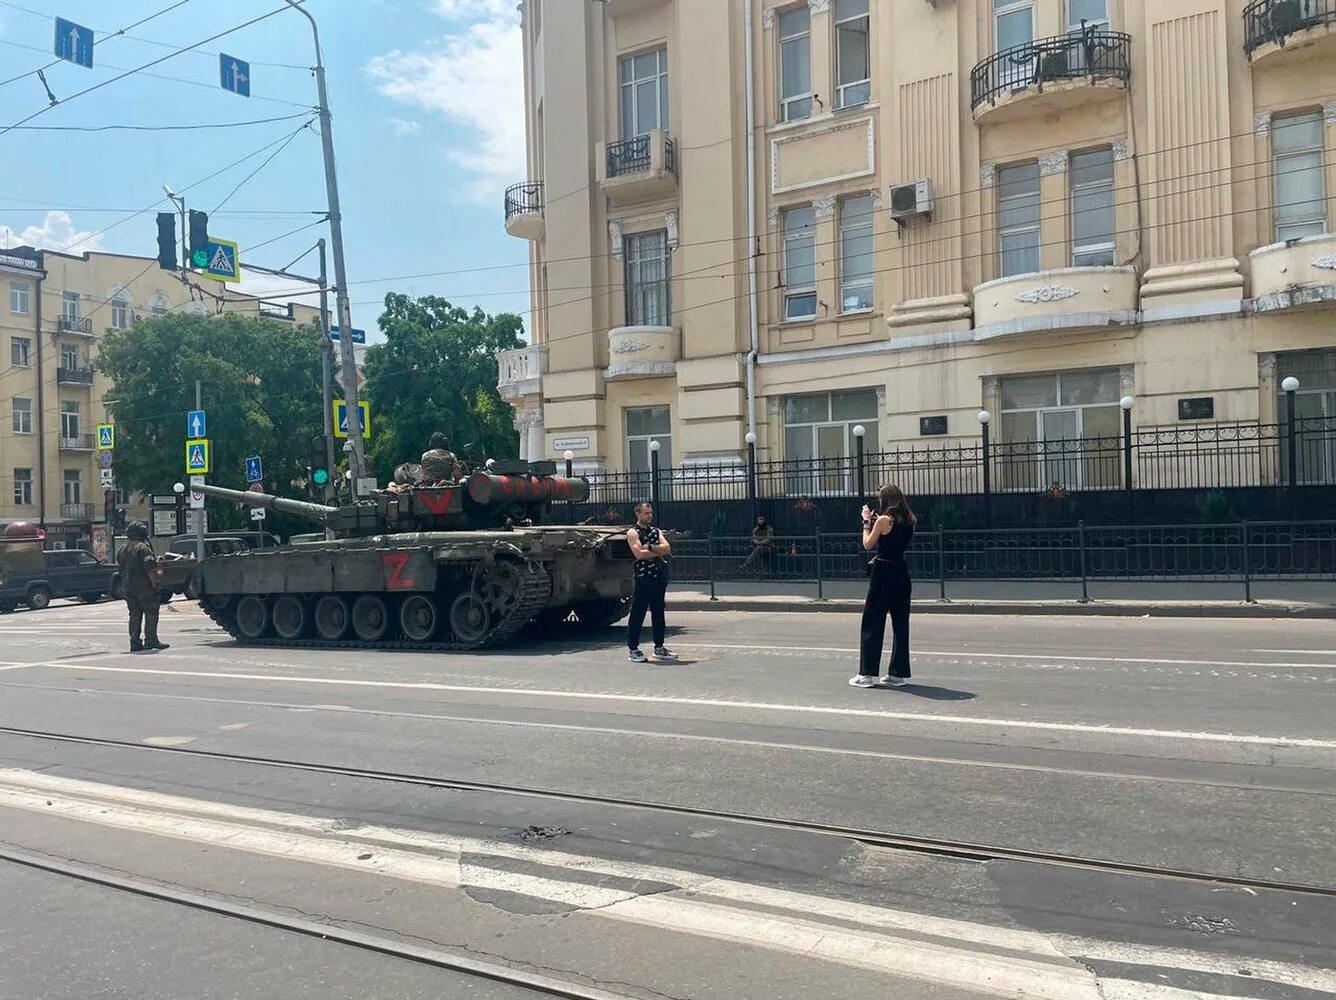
[673,598,1336,619]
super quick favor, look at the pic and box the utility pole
[318,238,336,501]
[284,0,365,488]
[194,379,205,557]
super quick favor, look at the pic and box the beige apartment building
[497,0,1336,491]
[0,244,318,550]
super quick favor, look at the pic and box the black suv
[0,549,123,612]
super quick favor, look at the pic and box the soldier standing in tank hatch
[116,521,169,653]
[420,431,460,483]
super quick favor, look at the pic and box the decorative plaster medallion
[1313,254,1336,271]
[980,163,997,189]
[767,397,782,415]
[665,209,679,250]
[610,338,650,354]
[608,220,624,260]
[812,194,836,219]
[762,7,776,28]
[874,386,886,409]
[808,0,830,12]
[1038,150,1069,176]
[1111,136,1130,162]
[981,375,999,396]
[766,206,781,228]
[1120,367,1135,392]
[1254,113,1272,137]
[1258,353,1277,379]
[1015,285,1079,304]
[869,189,882,210]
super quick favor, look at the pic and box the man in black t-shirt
[625,502,676,663]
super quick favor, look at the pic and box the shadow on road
[883,683,976,701]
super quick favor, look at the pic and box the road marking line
[31,662,1336,749]
[671,644,1336,670]
[5,683,1329,795]
[2,769,1330,994]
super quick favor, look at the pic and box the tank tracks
[199,561,554,652]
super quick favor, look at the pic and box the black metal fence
[571,417,1336,508]
[504,181,543,221]
[664,520,1336,603]
[970,28,1132,110]
[1244,0,1336,55]
[607,135,651,177]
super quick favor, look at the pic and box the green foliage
[96,313,324,538]
[362,294,524,482]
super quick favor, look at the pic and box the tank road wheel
[313,595,351,642]
[449,594,490,644]
[351,594,391,643]
[272,595,311,640]
[478,561,525,621]
[234,596,272,641]
[399,594,439,643]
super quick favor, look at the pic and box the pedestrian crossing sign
[185,438,211,474]
[332,400,372,440]
[198,237,240,283]
[97,423,115,450]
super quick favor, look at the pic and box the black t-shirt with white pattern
[633,524,667,580]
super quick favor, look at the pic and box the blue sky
[0,0,530,332]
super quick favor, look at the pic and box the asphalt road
[0,598,1333,1000]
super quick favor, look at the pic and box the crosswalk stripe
[0,769,1329,997]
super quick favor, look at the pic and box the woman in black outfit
[852,484,916,688]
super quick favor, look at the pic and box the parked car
[166,531,279,558]
[0,548,122,612]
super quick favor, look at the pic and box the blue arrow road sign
[329,326,367,345]
[220,53,250,97]
[245,456,263,483]
[54,18,94,69]
[188,410,206,439]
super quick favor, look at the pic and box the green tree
[363,293,524,481]
[97,312,325,538]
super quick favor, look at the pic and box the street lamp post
[852,424,866,499]
[283,0,365,488]
[1282,376,1300,488]
[649,440,661,507]
[563,449,574,479]
[1119,395,1135,491]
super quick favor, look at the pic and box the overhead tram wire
[2,111,318,133]
[211,122,315,213]
[0,1,312,138]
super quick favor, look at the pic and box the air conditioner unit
[889,179,933,223]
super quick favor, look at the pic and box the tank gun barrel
[183,482,338,523]
[466,472,590,505]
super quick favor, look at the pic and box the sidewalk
[669,579,1336,618]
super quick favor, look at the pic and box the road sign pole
[284,0,364,485]
[194,381,205,557]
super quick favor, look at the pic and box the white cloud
[0,210,104,254]
[389,117,422,136]
[365,6,524,202]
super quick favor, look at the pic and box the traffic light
[309,435,330,497]
[188,210,209,269]
[156,213,177,270]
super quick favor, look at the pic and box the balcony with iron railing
[58,434,94,451]
[1245,0,1336,62]
[970,28,1132,123]
[60,502,95,521]
[596,130,678,205]
[57,315,93,336]
[57,366,94,387]
[504,181,545,241]
[495,343,546,401]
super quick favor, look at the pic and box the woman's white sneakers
[883,676,909,687]
[849,675,910,688]
[848,675,878,688]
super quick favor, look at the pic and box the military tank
[185,460,634,650]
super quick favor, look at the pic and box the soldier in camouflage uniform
[419,432,460,484]
[116,521,169,653]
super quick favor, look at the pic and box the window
[61,291,80,320]
[782,205,817,320]
[1067,0,1108,33]
[1277,350,1336,485]
[149,292,170,316]
[10,280,31,315]
[1071,148,1115,267]
[839,195,875,312]
[835,0,870,109]
[13,468,33,507]
[12,398,32,435]
[626,406,672,497]
[11,336,30,368]
[110,292,131,330]
[619,48,668,139]
[998,162,1041,277]
[63,469,82,506]
[998,368,1121,489]
[783,389,880,494]
[61,401,80,439]
[995,0,1034,87]
[778,6,812,122]
[60,343,80,371]
[624,230,670,326]
[1273,110,1327,243]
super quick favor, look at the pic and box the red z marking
[382,552,416,590]
[418,490,454,514]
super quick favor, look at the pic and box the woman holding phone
[851,484,916,688]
